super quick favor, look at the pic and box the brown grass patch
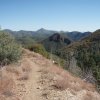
[83,91,100,100]
[0,76,15,94]
[6,66,21,76]
[18,73,29,81]
[22,48,35,58]
[0,95,5,100]
[21,58,32,73]
[22,66,31,72]
[3,90,14,97]
[47,66,95,92]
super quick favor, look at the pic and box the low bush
[29,43,50,58]
[0,31,22,65]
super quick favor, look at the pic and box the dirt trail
[24,63,41,100]
[14,57,43,100]
[19,62,41,100]
[13,49,52,100]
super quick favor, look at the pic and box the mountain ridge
[3,28,92,41]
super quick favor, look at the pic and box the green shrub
[0,31,22,65]
[29,43,49,58]
[16,36,36,49]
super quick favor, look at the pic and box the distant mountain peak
[37,28,47,32]
[49,33,63,42]
[49,33,72,44]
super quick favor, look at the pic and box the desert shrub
[0,31,22,65]
[29,43,50,58]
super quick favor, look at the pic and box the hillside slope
[41,33,72,53]
[54,29,100,90]
[0,49,100,100]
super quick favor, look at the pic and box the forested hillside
[75,30,100,90]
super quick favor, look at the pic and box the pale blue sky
[0,0,100,32]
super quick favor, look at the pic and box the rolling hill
[41,33,72,53]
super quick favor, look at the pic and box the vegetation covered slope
[0,31,22,65]
[41,33,72,54]
[4,29,36,48]
[65,31,91,41]
[55,30,100,91]
[75,30,100,90]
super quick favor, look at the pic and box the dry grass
[0,75,15,94]
[21,57,32,72]
[83,91,100,100]
[84,92,93,100]
[17,73,29,81]
[22,48,35,58]
[47,66,95,92]
[22,66,31,72]
[6,66,21,76]
[0,95,6,100]
[3,90,14,97]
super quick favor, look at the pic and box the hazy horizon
[2,27,95,33]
